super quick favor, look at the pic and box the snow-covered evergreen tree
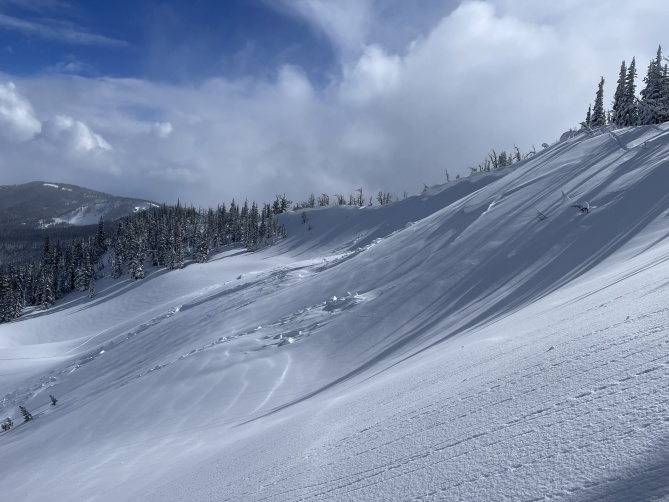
[591,77,606,126]
[639,46,669,125]
[0,269,11,322]
[19,405,32,422]
[246,202,259,250]
[622,57,639,126]
[195,227,210,263]
[1,418,12,431]
[95,216,106,256]
[74,248,93,292]
[611,60,627,125]
[584,104,592,127]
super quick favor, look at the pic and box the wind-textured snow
[1,125,669,501]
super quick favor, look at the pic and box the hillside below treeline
[0,182,158,267]
[0,181,158,231]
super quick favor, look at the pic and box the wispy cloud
[45,54,91,75]
[0,13,126,46]
[269,0,373,59]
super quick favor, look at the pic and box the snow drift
[1,125,669,501]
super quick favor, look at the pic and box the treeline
[0,198,287,323]
[585,45,669,128]
[108,199,286,280]
[467,144,539,174]
[0,223,106,322]
[292,187,399,210]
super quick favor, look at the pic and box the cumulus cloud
[0,82,117,178]
[0,81,41,142]
[40,115,112,153]
[340,45,401,105]
[2,1,668,207]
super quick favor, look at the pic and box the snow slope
[1,125,669,501]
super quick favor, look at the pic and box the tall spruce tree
[591,77,606,126]
[639,45,668,125]
[95,216,106,256]
[622,57,639,126]
[611,60,627,125]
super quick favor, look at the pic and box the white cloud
[0,13,126,46]
[41,115,112,153]
[271,0,373,57]
[0,81,41,142]
[340,45,401,105]
[46,57,88,74]
[0,81,118,177]
[2,1,668,207]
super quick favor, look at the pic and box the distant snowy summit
[0,181,158,230]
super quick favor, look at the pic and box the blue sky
[0,0,337,82]
[0,1,666,207]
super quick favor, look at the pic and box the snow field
[1,125,669,501]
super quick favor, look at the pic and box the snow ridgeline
[1,125,669,501]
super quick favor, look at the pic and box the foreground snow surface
[2,126,669,501]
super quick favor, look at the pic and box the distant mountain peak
[0,181,159,231]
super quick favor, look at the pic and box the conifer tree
[171,222,184,269]
[1,418,12,431]
[622,57,638,126]
[639,46,668,125]
[96,216,106,256]
[591,77,606,126]
[246,202,259,250]
[584,104,592,127]
[50,395,58,406]
[108,248,123,279]
[37,268,54,309]
[355,187,365,207]
[240,200,249,244]
[19,405,32,422]
[195,227,210,263]
[0,269,10,322]
[611,60,627,125]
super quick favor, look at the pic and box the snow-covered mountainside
[0,181,158,231]
[2,125,669,501]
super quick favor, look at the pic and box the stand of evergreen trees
[0,220,106,322]
[584,45,669,128]
[0,198,287,324]
[108,199,286,280]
